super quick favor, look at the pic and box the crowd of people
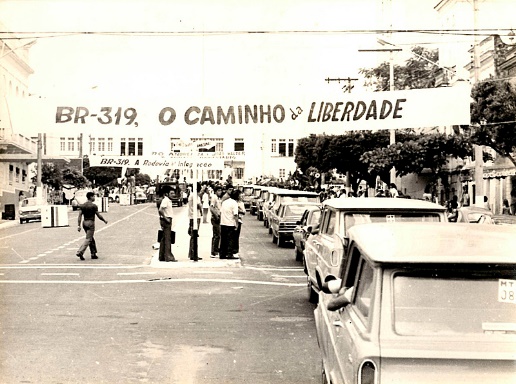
[157,180,245,262]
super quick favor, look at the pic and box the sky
[0,0,446,101]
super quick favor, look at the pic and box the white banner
[88,155,224,170]
[9,86,471,135]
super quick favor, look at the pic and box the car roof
[280,201,321,206]
[458,206,493,214]
[323,197,446,211]
[348,222,516,264]
[273,189,319,196]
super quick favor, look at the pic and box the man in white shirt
[158,187,177,262]
[210,186,223,258]
[219,189,240,260]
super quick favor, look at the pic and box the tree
[470,79,516,166]
[34,163,62,190]
[360,46,440,91]
[361,132,474,181]
[62,168,89,189]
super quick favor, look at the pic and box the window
[107,138,113,152]
[321,209,336,235]
[22,169,27,183]
[278,139,286,156]
[128,142,135,156]
[9,164,13,185]
[354,260,375,321]
[235,168,244,179]
[271,139,277,153]
[215,142,224,152]
[120,138,126,155]
[234,138,244,152]
[288,139,294,157]
[279,168,286,178]
[90,138,95,153]
[60,137,65,151]
[67,138,75,151]
[138,139,143,156]
[98,138,105,152]
[15,167,20,183]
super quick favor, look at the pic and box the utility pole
[472,0,484,208]
[325,77,359,93]
[358,44,401,186]
[326,76,359,192]
[36,133,42,199]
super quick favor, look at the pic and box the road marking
[271,275,306,278]
[0,278,305,287]
[245,267,304,272]
[41,273,80,276]
[117,272,157,276]
[191,271,234,274]
[0,227,40,241]
[0,264,144,269]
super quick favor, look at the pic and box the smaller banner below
[89,155,224,170]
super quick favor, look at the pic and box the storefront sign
[89,155,224,170]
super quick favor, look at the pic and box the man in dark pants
[210,186,223,258]
[219,189,241,260]
[76,192,108,260]
[158,186,177,262]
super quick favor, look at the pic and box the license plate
[498,279,516,304]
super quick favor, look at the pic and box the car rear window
[392,271,516,336]
[343,212,441,235]
[284,205,314,216]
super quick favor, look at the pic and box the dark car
[269,201,321,247]
[293,206,321,262]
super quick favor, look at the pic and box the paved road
[0,203,321,384]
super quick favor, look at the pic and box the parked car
[304,198,447,303]
[134,187,147,204]
[315,222,516,384]
[242,184,258,211]
[450,206,495,224]
[256,187,276,222]
[269,201,321,247]
[19,197,47,224]
[293,205,322,262]
[248,185,263,215]
[264,189,320,232]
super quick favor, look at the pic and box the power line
[0,28,514,40]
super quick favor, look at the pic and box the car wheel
[272,233,278,244]
[115,196,120,203]
[308,276,318,304]
[277,235,284,247]
[19,219,24,224]
[268,226,272,235]
[303,256,308,275]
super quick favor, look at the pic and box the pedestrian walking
[219,189,240,260]
[210,186,223,258]
[231,190,246,257]
[76,191,108,260]
[502,199,511,215]
[158,186,177,262]
[188,182,203,261]
[202,187,210,223]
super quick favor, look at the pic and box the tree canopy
[470,78,516,166]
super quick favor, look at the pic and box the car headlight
[37,209,41,213]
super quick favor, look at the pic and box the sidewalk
[149,219,241,268]
[0,219,18,229]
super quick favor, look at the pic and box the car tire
[277,235,284,247]
[272,233,278,244]
[308,276,318,304]
[19,219,24,224]
[268,226,272,235]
